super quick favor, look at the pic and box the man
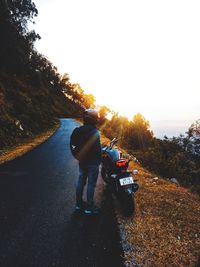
[70,109,102,215]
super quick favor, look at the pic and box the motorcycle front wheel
[119,192,135,216]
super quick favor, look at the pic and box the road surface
[0,119,124,267]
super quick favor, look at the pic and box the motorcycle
[101,138,139,216]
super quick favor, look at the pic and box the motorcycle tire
[120,192,135,216]
[101,167,110,184]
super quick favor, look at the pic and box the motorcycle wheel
[120,192,135,216]
[101,167,110,184]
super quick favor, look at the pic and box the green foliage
[98,106,110,126]
[0,0,40,75]
[1,0,38,32]
[83,94,96,109]
[188,119,200,137]
[186,119,200,157]
[124,113,153,150]
[135,131,200,196]
[101,112,153,150]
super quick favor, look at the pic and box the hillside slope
[0,72,81,150]
[117,161,200,267]
[0,0,85,151]
[100,135,200,266]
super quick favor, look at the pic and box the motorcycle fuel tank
[105,149,120,161]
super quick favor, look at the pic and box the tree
[128,113,153,150]
[188,119,200,138]
[0,0,39,75]
[1,0,38,33]
[132,113,150,129]
[83,94,96,109]
[186,119,200,157]
[99,106,109,118]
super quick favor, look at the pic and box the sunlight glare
[33,0,200,123]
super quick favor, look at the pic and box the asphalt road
[0,119,124,267]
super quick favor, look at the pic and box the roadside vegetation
[100,115,200,197]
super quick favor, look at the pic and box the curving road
[0,119,124,267]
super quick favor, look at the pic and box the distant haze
[150,120,194,139]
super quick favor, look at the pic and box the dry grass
[117,161,200,267]
[101,135,200,267]
[0,123,59,164]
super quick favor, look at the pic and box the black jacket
[76,124,102,166]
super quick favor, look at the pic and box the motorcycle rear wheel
[101,167,110,183]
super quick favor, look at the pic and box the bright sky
[32,0,200,123]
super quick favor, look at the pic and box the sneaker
[84,206,100,215]
[75,201,87,213]
[75,205,82,212]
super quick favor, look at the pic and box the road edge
[0,121,60,165]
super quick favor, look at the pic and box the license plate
[119,176,134,186]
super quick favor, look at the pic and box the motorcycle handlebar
[102,137,121,151]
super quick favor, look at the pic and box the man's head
[83,109,100,126]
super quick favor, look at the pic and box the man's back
[71,124,101,166]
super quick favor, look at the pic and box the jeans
[76,165,99,207]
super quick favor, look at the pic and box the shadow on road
[63,188,125,267]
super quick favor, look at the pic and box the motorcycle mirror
[132,169,138,175]
[110,137,118,148]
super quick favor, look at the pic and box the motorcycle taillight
[116,159,128,167]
